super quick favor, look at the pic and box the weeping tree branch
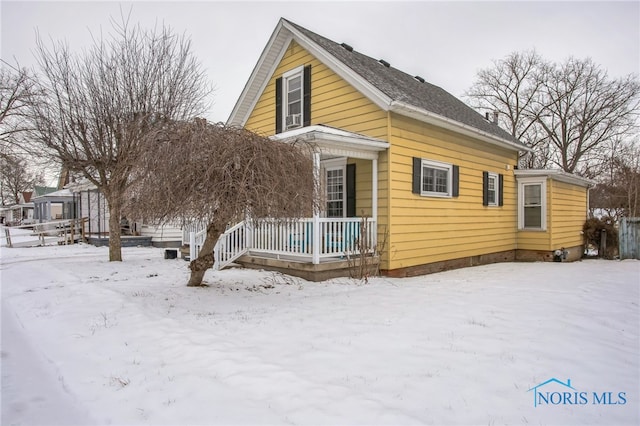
[124,119,318,287]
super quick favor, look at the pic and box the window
[412,158,459,198]
[518,179,546,230]
[523,184,542,227]
[483,172,503,206]
[275,65,311,134]
[326,167,344,218]
[488,175,497,204]
[284,70,302,129]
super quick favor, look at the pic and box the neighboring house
[32,188,75,222]
[218,18,592,280]
[3,188,56,225]
[9,191,35,224]
[67,180,110,237]
[66,180,183,247]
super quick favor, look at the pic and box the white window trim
[487,172,499,207]
[322,158,347,218]
[518,177,547,231]
[282,65,304,130]
[421,158,453,198]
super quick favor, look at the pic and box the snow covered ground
[1,241,638,425]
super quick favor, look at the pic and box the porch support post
[312,151,321,265]
[371,157,378,248]
[245,219,253,250]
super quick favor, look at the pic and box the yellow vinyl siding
[550,180,588,248]
[516,178,552,251]
[517,230,551,251]
[517,177,588,252]
[350,158,372,216]
[245,40,388,140]
[244,40,391,267]
[387,113,519,270]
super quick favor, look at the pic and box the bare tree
[30,16,211,261]
[535,58,640,173]
[125,119,317,287]
[466,53,640,174]
[465,50,547,167]
[589,139,640,219]
[0,153,41,205]
[0,63,37,156]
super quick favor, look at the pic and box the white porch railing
[189,227,207,261]
[182,220,207,246]
[249,217,376,259]
[213,221,248,270]
[190,217,377,271]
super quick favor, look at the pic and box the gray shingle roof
[286,19,523,146]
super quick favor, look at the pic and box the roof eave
[283,21,392,111]
[227,19,292,126]
[271,125,390,160]
[514,169,595,187]
[227,18,393,127]
[390,101,530,154]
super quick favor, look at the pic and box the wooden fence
[2,218,87,248]
[619,217,640,260]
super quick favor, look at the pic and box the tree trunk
[187,221,224,287]
[105,191,123,262]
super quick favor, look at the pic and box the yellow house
[218,18,592,280]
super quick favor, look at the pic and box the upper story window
[412,157,459,198]
[275,65,311,134]
[284,69,302,129]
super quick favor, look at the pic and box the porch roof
[32,188,74,203]
[271,125,389,160]
[514,169,595,188]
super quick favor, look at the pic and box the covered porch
[194,126,389,280]
[32,189,75,223]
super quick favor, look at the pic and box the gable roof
[34,186,57,197]
[229,18,527,153]
[21,191,33,203]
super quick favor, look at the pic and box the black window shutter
[482,171,489,206]
[412,157,421,194]
[498,174,504,206]
[452,165,460,197]
[346,163,356,217]
[275,77,283,134]
[303,65,311,127]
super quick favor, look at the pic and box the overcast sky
[2,1,639,123]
